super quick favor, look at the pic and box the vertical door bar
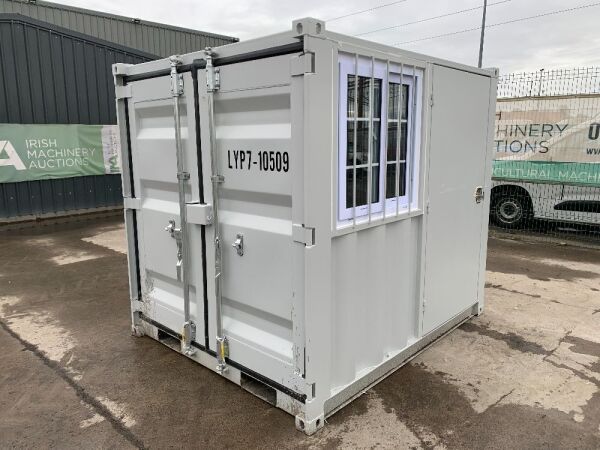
[205,52,228,373]
[408,65,417,215]
[395,63,404,217]
[170,57,194,356]
[382,60,390,221]
[367,57,374,224]
[352,54,358,227]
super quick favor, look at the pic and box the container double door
[127,53,303,391]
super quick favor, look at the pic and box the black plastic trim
[123,100,142,300]
[123,40,304,84]
[191,65,211,350]
[554,200,600,213]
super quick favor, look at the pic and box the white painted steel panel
[127,75,205,341]
[330,218,421,390]
[421,65,492,334]
[214,55,298,377]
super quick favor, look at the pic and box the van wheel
[491,192,531,229]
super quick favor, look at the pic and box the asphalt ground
[1,217,599,449]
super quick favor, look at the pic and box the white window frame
[337,54,423,228]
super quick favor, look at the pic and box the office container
[114,18,497,434]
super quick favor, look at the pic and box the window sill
[333,207,423,236]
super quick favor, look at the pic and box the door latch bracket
[292,224,315,247]
[291,52,315,76]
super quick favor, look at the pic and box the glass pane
[347,75,356,118]
[372,122,381,164]
[399,163,407,197]
[373,79,382,119]
[371,166,380,203]
[386,164,396,199]
[346,167,379,208]
[386,163,407,198]
[399,122,408,161]
[347,121,379,166]
[347,75,382,119]
[388,82,400,120]
[346,169,354,209]
[387,122,398,161]
[402,84,409,120]
[388,82,409,120]
[346,168,365,208]
[356,121,369,165]
[346,121,354,166]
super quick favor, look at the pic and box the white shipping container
[113,18,497,434]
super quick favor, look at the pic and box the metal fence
[497,67,600,98]
[489,67,600,244]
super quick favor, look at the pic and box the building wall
[0,0,237,57]
[0,14,152,219]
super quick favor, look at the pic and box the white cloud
[46,0,600,73]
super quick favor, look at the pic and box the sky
[47,0,600,74]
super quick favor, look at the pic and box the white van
[490,180,600,228]
[491,95,600,228]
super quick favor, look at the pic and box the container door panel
[422,66,492,335]
[210,55,299,379]
[128,76,204,338]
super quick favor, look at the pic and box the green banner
[492,160,600,186]
[0,124,121,183]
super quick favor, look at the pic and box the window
[338,55,422,226]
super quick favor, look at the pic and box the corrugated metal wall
[0,0,237,57]
[0,14,153,220]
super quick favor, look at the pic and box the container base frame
[132,303,477,435]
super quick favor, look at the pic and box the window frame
[337,54,423,227]
[338,59,387,221]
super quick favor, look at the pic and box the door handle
[165,219,183,281]
[474,186,484,203]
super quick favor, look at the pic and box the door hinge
[291,52,315,76]
[292,224,315,247]
[429,94,434,107]
[169,55,184,96]
[115,84,132,99]
[205,50,221,92]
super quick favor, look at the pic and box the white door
[127,75,205,339]
[422,65,493,335]
[204,53,304,388]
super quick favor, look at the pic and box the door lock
[165,219,184,281]
[232,233,244,256]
